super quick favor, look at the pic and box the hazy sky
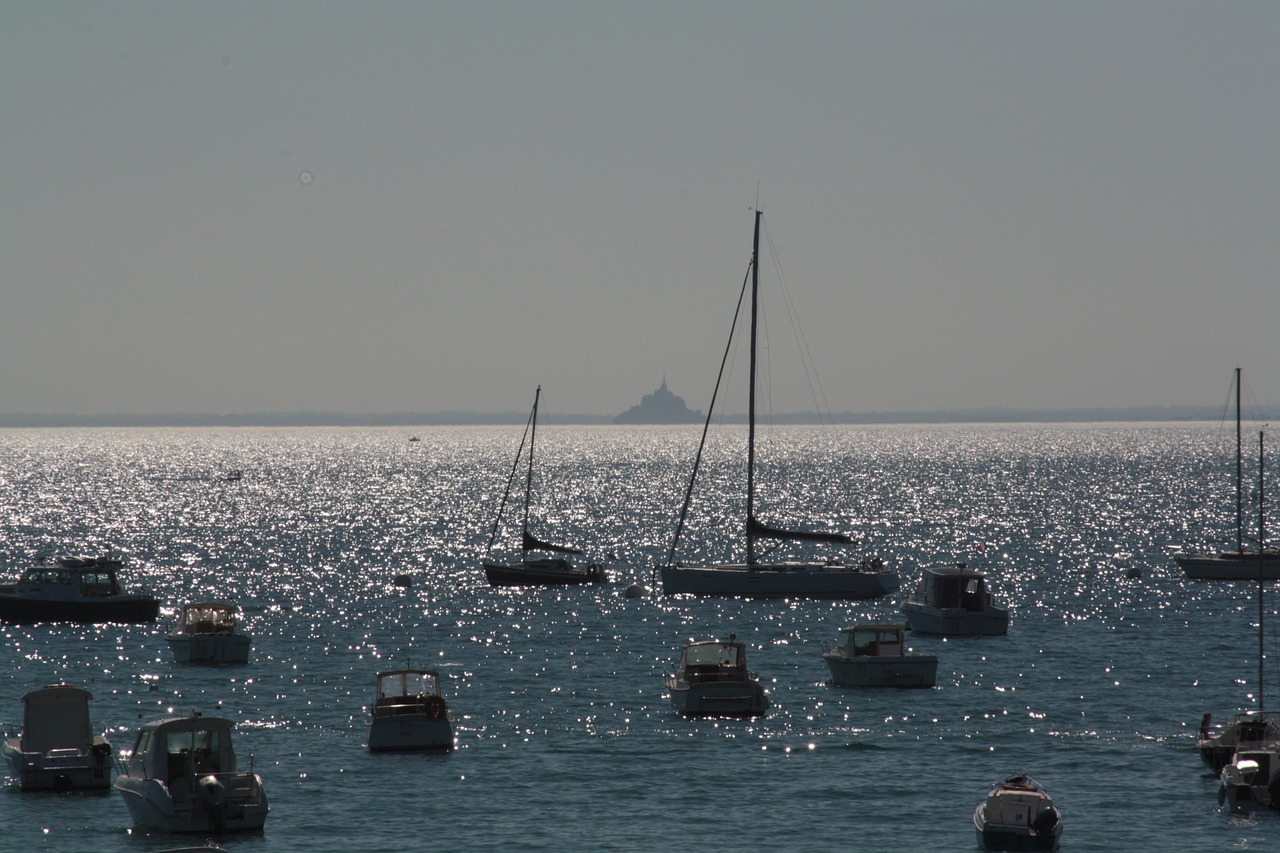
[3,2,1277,417]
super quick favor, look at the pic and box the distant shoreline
[1,405,1275,428]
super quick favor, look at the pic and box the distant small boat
[973,774,1062,851]
[167,602,252,664]
[482,386,608,587]
[902,564,1009,636]
[366,669,454,752]
[408,436,421,443]
[225,470,242,482]
[822,623,937,688]
[666,636,769,718]
[114,713,269,833]
[1218,744,1280,813]
[0,554,160,624]
[2,684,113,791]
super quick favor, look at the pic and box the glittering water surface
[1,424,1277,852]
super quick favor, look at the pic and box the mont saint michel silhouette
[614,378,702,424]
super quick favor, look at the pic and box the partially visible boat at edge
[3,684,113,791]
[902,564,1009,636]
[366,669,455,752]
[1175,368,1280,581]
[167,602,253,664]
[666,636,769,718]
[822,623,937,688]
[483,386,607,587]
[973,774,1063,851]
[114,714,268,833]
[0,554,159,624]
[659,210,898,600]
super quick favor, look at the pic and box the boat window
[853,630,878,654]
[133,729,152,757]
[685,644,739,667]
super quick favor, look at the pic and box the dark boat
[0,554,160,623]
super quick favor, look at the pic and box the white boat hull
[366,716,454,752]
[167,633,252,664]
[3,739,112,791]
[660,563,899,600]
[666,678,768,718]
[902,602,1009,636]
[823,653,937,688]
[115,772,268,833]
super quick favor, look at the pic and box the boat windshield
[684,644,741,667]
[378,671,438,698]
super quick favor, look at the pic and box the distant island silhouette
[614,378,702,424]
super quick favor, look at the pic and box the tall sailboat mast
[746,209,762,567]
[1236,367,1243,554]
[521,385,541,561]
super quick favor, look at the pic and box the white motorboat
[366,669,455,752]
[822,623,937,688]
[114,714,268,834]
[658,210,899,601]
[483,386,608,587]
[902,564,1009,635]
[1175,369,1280,580]
[1219,745,1280,813]
[665,636,769,718]
[2,684,112,791]
[0,554,159,623]
[167,602,252,664]
[973,774,1063,851]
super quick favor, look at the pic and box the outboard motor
[196,774,228,832]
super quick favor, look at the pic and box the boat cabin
[911,564,992,611]
[125,715,240,788]
[175,602,240,634]
[678,640,750,683]
[374,669,443,706]
[15,556,123,598]
[834,625,905,658]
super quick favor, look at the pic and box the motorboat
[1198,711,1280,774]
[973,774,1062,851]
[114,714,268,833]
[167,602,252,664]
[366,669,455,752]
[0,554,159,623]
[1175,369,1280,580]
[483,386,609,587]
[902,564,1009,635]
[1219,745,1280,813]
[659,210,898,600]
[665,636,769,718]
[822,623,937,688]
[2,684,112,791]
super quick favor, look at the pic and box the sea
[1,423,1276,852]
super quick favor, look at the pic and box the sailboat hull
[660,562,899,600]
[484,559,606,587]
[1175,552,1280,581]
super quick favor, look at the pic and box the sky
[2,1,1278,418]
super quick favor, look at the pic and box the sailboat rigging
[658,209,898,600]
[1175,368,1280,580]
[483,386,606,587]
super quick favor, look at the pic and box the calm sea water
[1,424,1276,852]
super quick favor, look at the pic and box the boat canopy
[128,716,239,783]
[375,670,441,699]
[682,641,744,668]
[177,602,239,630]
[837,625,905,656]
[20,685,95,753]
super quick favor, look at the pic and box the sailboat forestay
[659,210,899,600]
[483,386,607,587]
[1175,368,1280,581]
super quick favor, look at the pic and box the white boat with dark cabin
[666,636,769,718]
[659,210,898,600]
[973,774,1063,851]
[3,684,113,791]
[167,602,252,664]
[1175,368,1280,580]
[483,386,607,587]
[114,714,268,834]
[366,669,455,752]
[902,564,1009,636]
[822,623,937,688]
[0,554,159,623]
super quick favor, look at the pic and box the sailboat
[1201,430,1280,788]
[1176,368,1280,581]
[483,386,607,587]
[658,210,899,600]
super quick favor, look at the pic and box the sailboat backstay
[658,210,898,600]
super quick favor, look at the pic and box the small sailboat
[483,386,607,587]
[973,774,1063,851]
[1175,368,1280,580]
[658,210,899,600]
[1199,430,1280,773]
